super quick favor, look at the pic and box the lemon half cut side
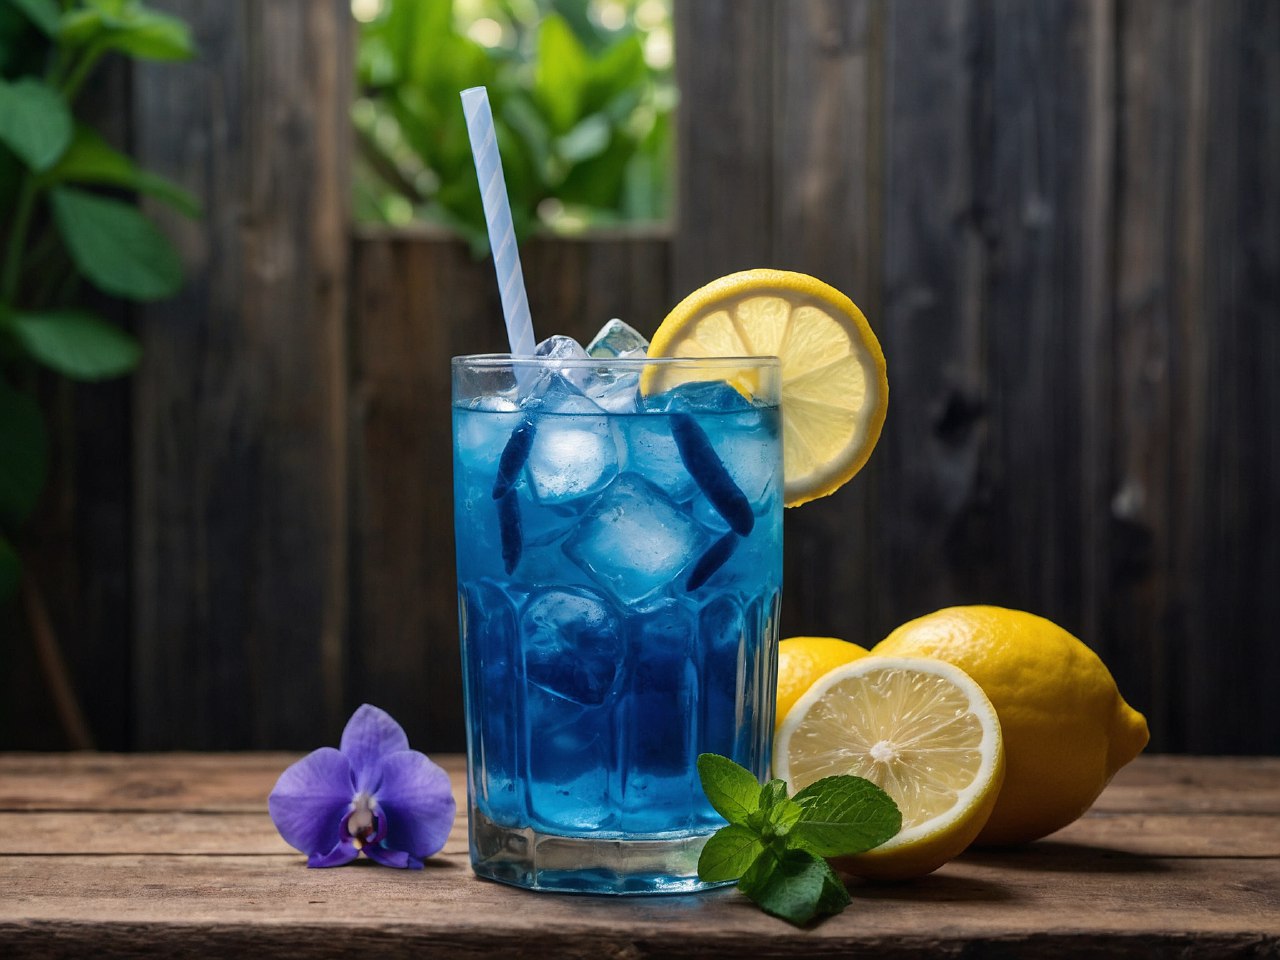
[646,269,888,507]
[774,655,1005,880]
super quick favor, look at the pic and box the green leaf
[697,824,765,883]
[738,847,848,927]
[8,0,59,36]
[696,754,761,826]
[0,375,47,528]
[12,310,140,381]
[766,796,805,838]
[0,534,19,603]
[582,35,645,116]
[557,114,610,165]
[101,7,195,61]
[791,775,902,857]
[534,15,588,134]
[759,779,788,810]
[42,124,201,217]
[0,78,73,171]
[50,187,183,301]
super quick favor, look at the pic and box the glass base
[469,807,730,895]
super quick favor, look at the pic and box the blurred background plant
[0,0,196,694]
[353,0,674,250]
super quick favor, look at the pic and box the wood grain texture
[770,0,886,646]
[0,755,1277,959]
[672,0,774,295]
[347,232,672,754]
[130,0,352,749]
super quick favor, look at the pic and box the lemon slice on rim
[646,269,887,507]
[774,656,1005,880]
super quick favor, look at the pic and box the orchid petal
[364,844,421,869]
[308,837,360,868]
[375,749,456,860]
[340,704,410,793]
[268,747,354,856]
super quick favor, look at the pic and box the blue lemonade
[453,357,782,894]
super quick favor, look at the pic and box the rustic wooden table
[1,754,1276,958]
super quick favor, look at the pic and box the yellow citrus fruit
[873,606,1150,845]
[774,656,1005,880]
[646,269,888,507]
[775,636,869,732]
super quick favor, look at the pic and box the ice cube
[706,412,779,505]
[586,318,649,358]
[524,376,619,503]
[455,397,521,472]
[619,416,697,501]
[534,334,589,362]
[520,586,622,706]
[583,368,641,413]
[642,380,754,414]
[563,473,709,603]
[533,335,591,390]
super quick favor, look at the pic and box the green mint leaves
[696,754,901,927]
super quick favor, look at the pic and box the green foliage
[0,0,196,600]
[354,0,673,249]
[696,755,901,927]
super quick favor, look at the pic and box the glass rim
[451,353,781,369]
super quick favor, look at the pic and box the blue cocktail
[453,347,783,893]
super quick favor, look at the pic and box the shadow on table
[960,840,1173,874]
[850,873,1020,904]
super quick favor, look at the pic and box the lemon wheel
[646,269,888,507]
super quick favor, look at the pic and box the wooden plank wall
[675,0,1279,754]
[4,0,1276,755]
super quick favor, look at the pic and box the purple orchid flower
[268,704,455,869]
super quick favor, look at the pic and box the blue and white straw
[461,86,536,359]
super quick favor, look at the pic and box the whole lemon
[873,606,1149,845]
[774,636,869,731]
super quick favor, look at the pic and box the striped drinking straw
[461,86,536,361]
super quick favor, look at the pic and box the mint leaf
[696,753,760,825]
[791,775,902,857]
[697,823,764,882]
[759,778,788,810]
[766,796,805,838]
[738,847,848,926]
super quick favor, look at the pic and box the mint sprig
[696,754,901,926]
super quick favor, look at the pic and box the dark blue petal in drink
[671,412,754,536]
[687,531,739,590]
[492,418,537,500]
[497,487,522,574]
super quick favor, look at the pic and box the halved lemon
[646,269,888,507]
[775,636,869,733]
[774,656,1005,880]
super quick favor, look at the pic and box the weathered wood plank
[347,233,672,755]
[4,809,1276,859]
[873,0,989,627]
[1176,0,1280,755]
[974,0,1102,632]
[0,753,465,812]
[770,0,886,645]
[672,0,775,295]
[131,0,352,748]
[1,855,1276,957]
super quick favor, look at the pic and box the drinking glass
[452,354,783,894]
